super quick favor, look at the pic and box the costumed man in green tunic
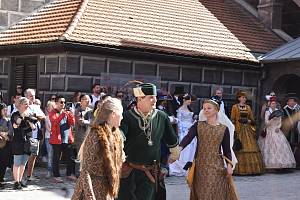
[118,83,179,200]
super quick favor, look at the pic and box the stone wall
[0,0,49,31]
[36,53,261,114]
[262,61,300,102]
[0,57,10,101]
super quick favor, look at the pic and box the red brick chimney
[258,0,283,29]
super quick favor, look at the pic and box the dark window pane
[182,68,201,82]
[40,58,45,74]
[244,72,259,86]
[39,76,50,90]
[110,60,132,74]
[159,66,179,81]
[3,59,9,75]
[52,76,65,91]
[170,84,190,94]
[46,57,59,74]
[135,63,156,76]
[66,56,80,74]
[67,77,93,92]
[82,58,106,75]
[0,77,8,89]
[223,71,242,85]
[204,69,221,84]
[192,85,211,97]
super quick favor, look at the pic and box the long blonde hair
[92,97,123,125]
[78,97,123,162]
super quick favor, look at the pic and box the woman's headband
[203,99,220,111]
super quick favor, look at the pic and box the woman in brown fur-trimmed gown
[72,97,125,200]
[231,91,264,175]
[180,99,239,200]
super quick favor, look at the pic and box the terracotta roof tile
[0,0,82,45]
[0,0,285,62]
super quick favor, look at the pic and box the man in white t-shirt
[89,83,102,108]
[23,89,45,184]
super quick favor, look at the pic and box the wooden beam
[292,0,300,7]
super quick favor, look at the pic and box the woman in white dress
[169,94,196,176]
[258,97,296,169]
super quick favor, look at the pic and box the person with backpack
[7,94,22,118]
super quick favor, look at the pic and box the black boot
[20,180,27,188]
[13,182,22,190]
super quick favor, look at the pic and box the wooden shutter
[24,64,37,89]
[15,57,37,90]
[15,65,25,86]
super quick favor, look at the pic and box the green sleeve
[162,113,178,148]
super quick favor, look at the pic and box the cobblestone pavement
[166,170,300,200]
[0,167,300,200]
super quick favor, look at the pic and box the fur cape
[94,124,124,198]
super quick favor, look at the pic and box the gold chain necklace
[135,107,154,146]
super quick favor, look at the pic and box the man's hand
[169,146,182,163]
[28,121,36,130]
[227,164,233,177]
[16,117,22,125]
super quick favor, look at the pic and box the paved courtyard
[0,167,299,200]
[166,170,300,200]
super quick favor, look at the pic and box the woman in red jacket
[49,95,75,183]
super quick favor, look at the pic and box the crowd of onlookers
[0,83,123,190]
[1,83,300,190]
[166,89,300,177]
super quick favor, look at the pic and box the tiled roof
[0,0,82,45]
[260,37,300,62]
[0,0,285,62]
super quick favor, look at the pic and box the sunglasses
[60,101,65,104]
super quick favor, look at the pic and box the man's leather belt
[128,162,155,183]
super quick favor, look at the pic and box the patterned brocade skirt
[190,159,239,200]
[234,125,264,175]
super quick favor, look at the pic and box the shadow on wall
[272,74,300,105]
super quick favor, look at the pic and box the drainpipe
[257,62,266,121]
